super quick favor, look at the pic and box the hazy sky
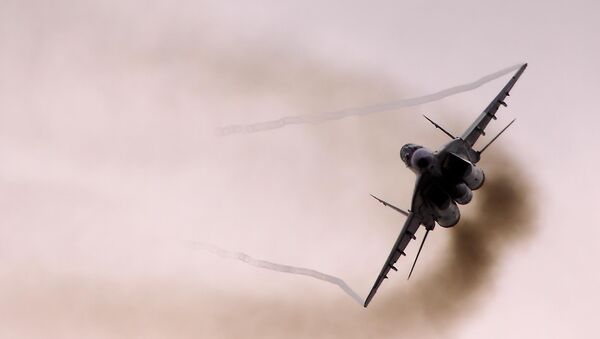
[1,0,599,338]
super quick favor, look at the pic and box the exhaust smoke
[1,4,536,335]
[192,154,534,339]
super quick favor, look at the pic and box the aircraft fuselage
[399,139,485,227]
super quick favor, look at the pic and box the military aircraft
[364,63,528,307]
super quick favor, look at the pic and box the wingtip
[363,288,377,308]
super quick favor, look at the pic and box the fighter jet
[364,63,528,307]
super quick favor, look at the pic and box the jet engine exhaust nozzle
[410,148,435,170]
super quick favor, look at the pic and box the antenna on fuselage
[423,115,455,139]
[369,194,410,217]
[408,228,430,280]
[478,118,516,154]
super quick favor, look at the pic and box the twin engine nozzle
[410,148,435,170]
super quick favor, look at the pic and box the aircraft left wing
[363,211,422,307]
[461,63,527,147]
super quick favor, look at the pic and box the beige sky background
[1,0,599,338]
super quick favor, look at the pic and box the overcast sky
[1,1,599,338]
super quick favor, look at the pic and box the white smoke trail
[218,63,524,135]
[192,242,364,306]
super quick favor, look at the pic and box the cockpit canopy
[400,143,422,166]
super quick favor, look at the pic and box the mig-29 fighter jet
[364,63,528,307]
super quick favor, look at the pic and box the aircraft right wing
[363,211,422,307]
[461,63,527,147]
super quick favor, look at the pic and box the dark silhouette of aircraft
[364,64,528,307]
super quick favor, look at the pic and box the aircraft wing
[461,63,527,147]
[363,211,422,307]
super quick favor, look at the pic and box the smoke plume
[0,2,537,337]
[0,156,533,339]
[190,155,535,338]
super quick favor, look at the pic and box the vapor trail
[218,63,524,135]
[192,242,364,306]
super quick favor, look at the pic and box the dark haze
[0,2,536,335]
[4,156,533,339]
[194,154,535,338]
